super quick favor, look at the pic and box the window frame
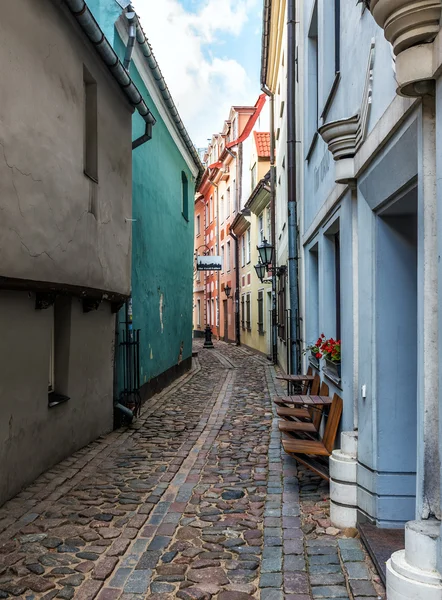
[257,289,264,335]
[181,171,189,221]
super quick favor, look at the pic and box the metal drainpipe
[229,229,241,346]
[287,0,300,375]
[209,178,220,338]
[123,7,137,70]
[261,84,278,365]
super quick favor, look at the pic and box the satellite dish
[115,0,132,9]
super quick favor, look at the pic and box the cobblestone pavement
[0,341,385,600]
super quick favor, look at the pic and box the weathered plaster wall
[0,291,114,506]
[87,0,197,384]
[0,0,133,296]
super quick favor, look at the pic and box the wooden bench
[273,373,320,408]
[276,382,329,433]
[281,393,343,481]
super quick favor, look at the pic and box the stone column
[387,94,442,600]
[330,432,358,529]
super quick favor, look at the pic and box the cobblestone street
[0,342,384,600]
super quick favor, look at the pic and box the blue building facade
[88,0,202,399]
[297,0,442,596]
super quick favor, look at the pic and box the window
[226,188,231,217]
[211,299,215,326]
[306,2,318,152]
[83,66,98,182]
[321,0,341,119]
[246,293,251,331]
[258,214,264,244]
[210,196,213,222]
[324,220,341,341]
[232,117,238,140]
[241,295,245,330]
[48,297,71,407]
[197,299,201,327]
[227,241,231,272]
[216,297,219,327]
[220,195,224,223]
[246,229,251,263]
[267,206,271,242]
[241,235,246,267]
[232,180,237,212]
[207,300,211,325]
[205,203,209,226]
[221,245,225,273]
[278,270,287,340]
[335,232,341,340]
[251,163,257,190]
[257,290,264,335]
[181,172,189,220]
[196,215,201,236]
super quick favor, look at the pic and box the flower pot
[309,351,320,369]
[370,0,442,56]
[325,357,341,380]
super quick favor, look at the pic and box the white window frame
[246,229,251,263]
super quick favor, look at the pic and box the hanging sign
[197,256,223,271]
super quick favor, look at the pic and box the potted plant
[320,337,341,380]
[303,335,324,369]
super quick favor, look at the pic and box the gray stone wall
[0,0,133,296]
[0,290,114,506]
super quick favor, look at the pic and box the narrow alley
[0,343,382,600]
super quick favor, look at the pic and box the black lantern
[224,284,231,298]
[254,260,267,283]
[257,238,274,266]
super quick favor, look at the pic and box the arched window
[181,171,189,220]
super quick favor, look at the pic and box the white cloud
[132,0,260,147]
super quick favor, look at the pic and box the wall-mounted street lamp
[257,238,274,266]
[255,238,275,283]
[224,284,231,298]
[254,260,267,283]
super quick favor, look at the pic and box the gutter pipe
[287,0,300,374]
[133,18,204,183]
[229,229,241,346]
[64,0,155,151]
[123,9,137,70]
[261,85,278,365]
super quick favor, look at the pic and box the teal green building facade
[88,1,202,395]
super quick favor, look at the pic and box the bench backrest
[322,393,343,453]
[310,381,329,431]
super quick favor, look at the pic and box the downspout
[287,0,300,374]
[229,230,241,346]
[123,8,136,70]
[261,85,278,365]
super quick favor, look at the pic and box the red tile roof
[254,131,271,158]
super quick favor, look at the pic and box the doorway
[374,187,418,525]
[223,300,228,342]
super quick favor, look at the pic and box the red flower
[315,352,322,359]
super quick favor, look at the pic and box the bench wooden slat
[276,406,311,419]
[282,438,330,455]
[279,421,317,433]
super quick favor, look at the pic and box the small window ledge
[48,393,70,408]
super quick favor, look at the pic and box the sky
[133,0,263,149]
